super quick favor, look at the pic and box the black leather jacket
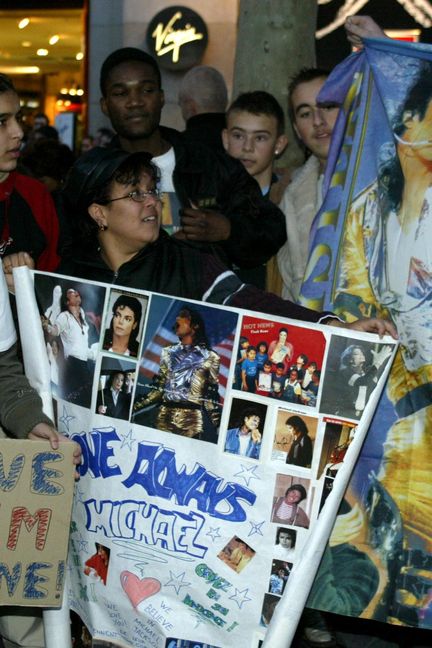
[110,127,287,270]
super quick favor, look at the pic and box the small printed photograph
[268,559,292,596]
[317,418,357,479]
[271,474,312,529]
[260,593,280,628]
[133,296,238,442]
[218,536,256,574]
[319,336,394,420]
[35,274,105,408]
[272,410,318,468]
[224,398,268,460]
[273,527,297,561]
[83,542,110,586]
[96,357,136,421]
[232,316,326,407]
[102,290,148,358]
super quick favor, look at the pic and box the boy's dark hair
[0,73,16,95]
[288,67,330,123]
[227,91,285,135]
[276,362,285,370]
[100,47,162,96]
[246,345,257,354]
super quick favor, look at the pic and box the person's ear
[88,203,107,231]
[100,96,108,117]
[221,128,230,153]
[274,134,289,157]
[293,122,302,143]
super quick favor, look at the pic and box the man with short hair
[98,48,286,281]
[178,65,228,150]
[277,68,339,301]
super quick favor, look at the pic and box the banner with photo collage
[16,269,397,648]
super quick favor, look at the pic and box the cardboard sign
[0,439,75,606]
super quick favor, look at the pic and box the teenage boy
[223,91,288,196]
[223,91,288,289]
[277,68,340,301]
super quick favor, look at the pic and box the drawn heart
[120,571,161,609]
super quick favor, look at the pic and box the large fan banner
[300,37,432,629]
[14,269,396,647]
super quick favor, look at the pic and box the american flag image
[138,299,238,402]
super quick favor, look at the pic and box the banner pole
[14,267,72,648]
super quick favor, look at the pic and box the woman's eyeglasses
[105,189,162,204]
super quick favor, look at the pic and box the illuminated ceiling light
[18,18,30,29]
[76,88,84,96]
[75,52,84,61]
[37,48,49,56]
[60,87,68,94]
[21,41,31,47]
[49,35,59,45]
[0,65,40,74]
[69,88,77,96]
[64,100,71,107]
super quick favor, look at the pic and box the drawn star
[75,489,87,505]
[206,526,222,542]
[164,570,191,595]
[75,534,89,554]
[229,587,252,609]
[248,520,265,537]
[234,464,261,487]
[59,406,75,433]
[120,428,137,450]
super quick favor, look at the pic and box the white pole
[14,267,72,648]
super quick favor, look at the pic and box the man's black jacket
[110,127,287,270]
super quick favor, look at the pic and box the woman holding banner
[57,147,396,340]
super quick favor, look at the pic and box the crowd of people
[0,12,414,648]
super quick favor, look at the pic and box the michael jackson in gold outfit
[133,307,221,441]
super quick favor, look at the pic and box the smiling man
[277,68,340,301]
